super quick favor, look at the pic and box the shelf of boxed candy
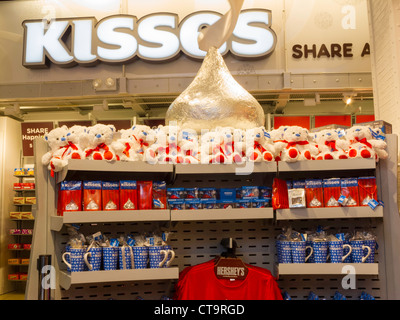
[9,168,35,282]
[168,185,273,221]
[273,176,383,220]
[51,181,274,230]
[51,180,170,231]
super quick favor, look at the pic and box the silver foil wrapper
[165,47,265,133]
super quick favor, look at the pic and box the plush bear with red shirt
[64,125,88,160]
[278,126,319,162]
[313,129,349,160]
[84,124,119,161]
[41,125,70,177]
[345,125,387,161]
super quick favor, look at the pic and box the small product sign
[21,122,54,156]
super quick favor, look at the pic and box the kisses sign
[22,9,277,68]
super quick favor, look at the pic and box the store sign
[22,9,277,68]
[21,122,54,156]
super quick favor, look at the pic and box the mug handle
[129,246,135,268]
[62,252,71,270]
[362,245,372,263]
[84,252,93,270]
[342,244,352,261]
[166,249,176,267]
[159,250,168,268]
[305,246,313,262]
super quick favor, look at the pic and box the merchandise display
[57,180,167,215]
[62,227,175,272]
[276,227,378,264]
[272,176,379,210]
[8,167,35,286]
[40,123,389,178]
[167,186,272,210]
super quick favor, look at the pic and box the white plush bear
[84,124,118,161]
[112,128,140,161]
[64,125,88,160]
[42,126,69,177]
[345,125,386,161]
[155,125,184,164]
[200,131,221,164]
[213,127,240,164]
[130,125,155,161]
[178,128,200,164]
[367,126,389,160]
[313,129,349,160]
[233,128,247,159]
[267,126,288,162]
[245,127,275,162]
[279,126,319,162]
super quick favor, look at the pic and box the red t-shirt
[174,260,282,300]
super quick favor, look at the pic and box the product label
[83,181,102,189]
[61,181,82,190]
[120,180,137,189]
[323,178,341,188]
[101,181,119,190]
[340,178,358,187]
[305,179,323,188]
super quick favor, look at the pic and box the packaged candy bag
[272,178,289,210]
[83,181,102,211]
[305,179,324,208]
[339,178,359,207]
[57,181,82,215]
[153,181,167,209]
[358,176,378,207]
[120,180,137,210]
[323,178,341,207]
[102,181,120,211]
[138,181,153,210]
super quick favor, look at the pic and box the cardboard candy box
[120,180,138,210]
[102,181,120,211]
[83,181,102,211]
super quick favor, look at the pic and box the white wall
[367,0,400,157]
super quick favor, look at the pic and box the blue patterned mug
[102,246,118,270]
[119,246,135,270]
[148,246,168,268]
[328,240,352,263]
[62,247,86,272]
[162,245,176,268]
[350,240,371,263]
[290,241,313,263]
[312,241,328,263]
[133,246,149,269]
[277,240,292,264]
[84,247,102,271]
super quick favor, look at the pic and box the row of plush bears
[41,123,388,176]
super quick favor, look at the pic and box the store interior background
[0,0,399,298]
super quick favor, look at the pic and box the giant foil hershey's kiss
[165,47,265,133]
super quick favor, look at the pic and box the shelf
[51,210,170,231]
[277,263,379,276]
[277,158,376,172]
[170,208,274,221]
[276,206,383,220]
[175,162,277,175]
[57,159,174,183]
[59,267,179,290]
